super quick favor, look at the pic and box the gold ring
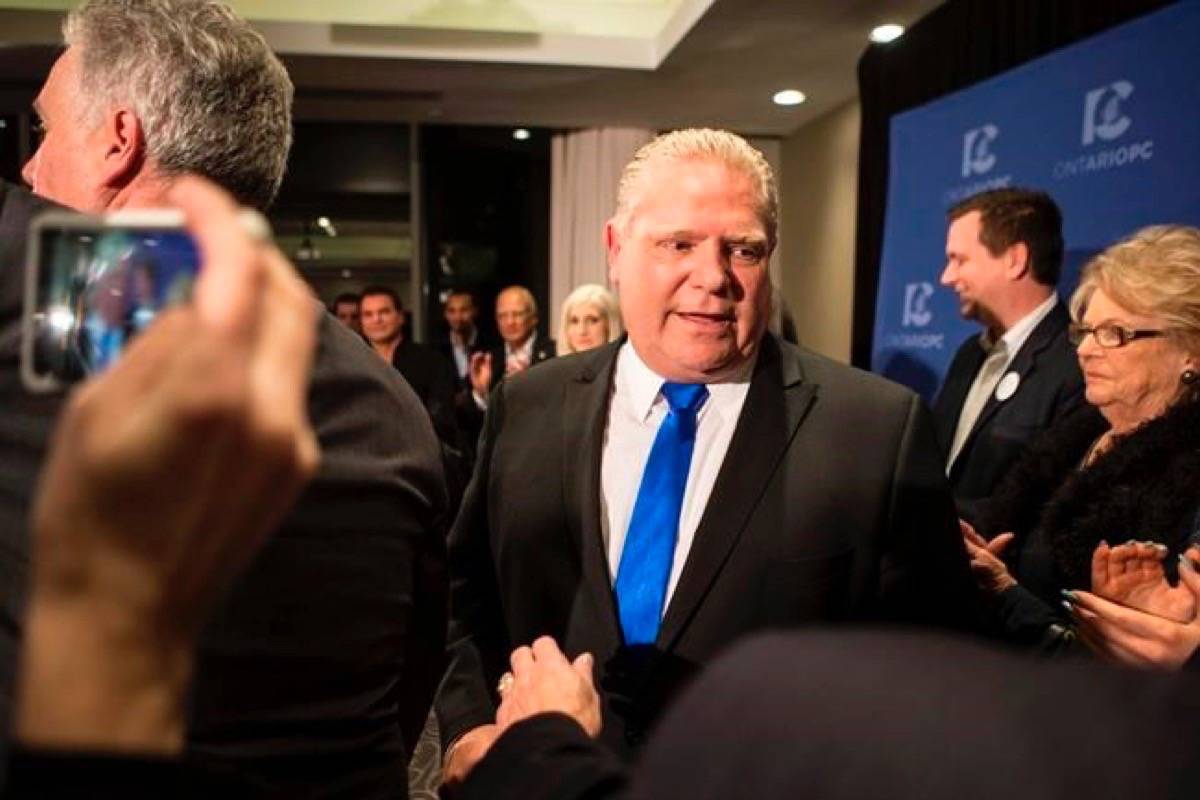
[497,672,515,695]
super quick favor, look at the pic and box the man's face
[23,47,110,213]
[941,211,1009,325]
[606,157,771,382]
[334,300,361,332]
[496,291,536,347]
[444,294,477,335]
[360,294,403,346]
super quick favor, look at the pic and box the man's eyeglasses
[1068,323,1167,349]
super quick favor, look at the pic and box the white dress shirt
[948,293,1058,469]
[600,341,754,610]
[449,328,477,379]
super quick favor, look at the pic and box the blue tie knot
[660,382,709,416]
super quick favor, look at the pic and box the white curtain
[549,127,655,340]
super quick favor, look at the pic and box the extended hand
[441,724,500,789]
[1091,540,1196,623]
[960,520,1017,594]
[496,636,602,737]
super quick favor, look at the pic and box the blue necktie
[614,382,709,645]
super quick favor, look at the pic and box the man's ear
[97,107,145,189]
[604,219,621,288]
[1005,241,1031,281]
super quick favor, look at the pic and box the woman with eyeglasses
[964,225,1200,668]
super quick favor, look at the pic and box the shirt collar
[618,339,757,422]
[980,293,1057,354]
[506,334,536,359]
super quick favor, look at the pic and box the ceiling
[0,0,942,136]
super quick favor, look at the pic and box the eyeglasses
[1068,323,1167,349]
[497,311,531,321]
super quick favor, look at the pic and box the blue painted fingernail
[1060,589,1077,601]
[1179,554,1197,572]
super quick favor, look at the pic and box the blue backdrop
[871,1,1200,400]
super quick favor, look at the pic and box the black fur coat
[981,399,1200,593]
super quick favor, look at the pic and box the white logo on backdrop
[1055,79,1152,180]
[1083,81,1134,145]
[961,125,999,177]
[902,282,935,328]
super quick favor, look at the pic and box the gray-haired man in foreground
[4,2,448,796]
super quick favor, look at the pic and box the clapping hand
[960,519,1017,595]
[1066,544,1200,669]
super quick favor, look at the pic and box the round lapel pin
[994,371,1020,402]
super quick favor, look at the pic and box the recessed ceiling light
[870,24,905,43]
[513,128,531,141]
[773,89,806,107]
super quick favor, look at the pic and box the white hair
[557,284,622,355]
[65,0,293,210]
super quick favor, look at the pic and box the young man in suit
[437,129,980,786]
[933,188,1086,526]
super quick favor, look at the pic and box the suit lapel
[656,336,816,649]
[562,342,622,644]
[957,303,1068,464]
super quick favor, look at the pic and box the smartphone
[22,209,200,392]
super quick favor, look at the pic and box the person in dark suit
[330,291,362,335]
[455,630,1200,800]
[466,285,555,399]
[434,289,492,385]
[436,129,980,786]
[4,2,448,796]
[459,285,555,453]
[933,188,1086,527]
[361,285,461,446]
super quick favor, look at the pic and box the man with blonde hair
[438,128,979,784]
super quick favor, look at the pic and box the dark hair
[948,188,1064,286]
[331,292,360,310]
[444,289,476,304]
[360,285,403,311]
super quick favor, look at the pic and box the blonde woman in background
[557,284,622,355]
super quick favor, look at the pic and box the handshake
[442,636,604,788]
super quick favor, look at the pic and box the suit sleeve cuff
[461,714,628,800]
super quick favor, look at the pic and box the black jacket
[933,302,1085,525]
[0,181,449,799]
[980,398,1200,647]
[437,335,980,760]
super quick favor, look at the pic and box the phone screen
[27,221,199,386]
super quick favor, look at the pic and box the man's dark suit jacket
[485,335,556,391]
[0,180,449,799]
[432,330,492,385]
[459,631,1200,800]
[437,334,980,759]
[933,302,1085,526]
[458,335,556,454]
[389,337,461,447]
